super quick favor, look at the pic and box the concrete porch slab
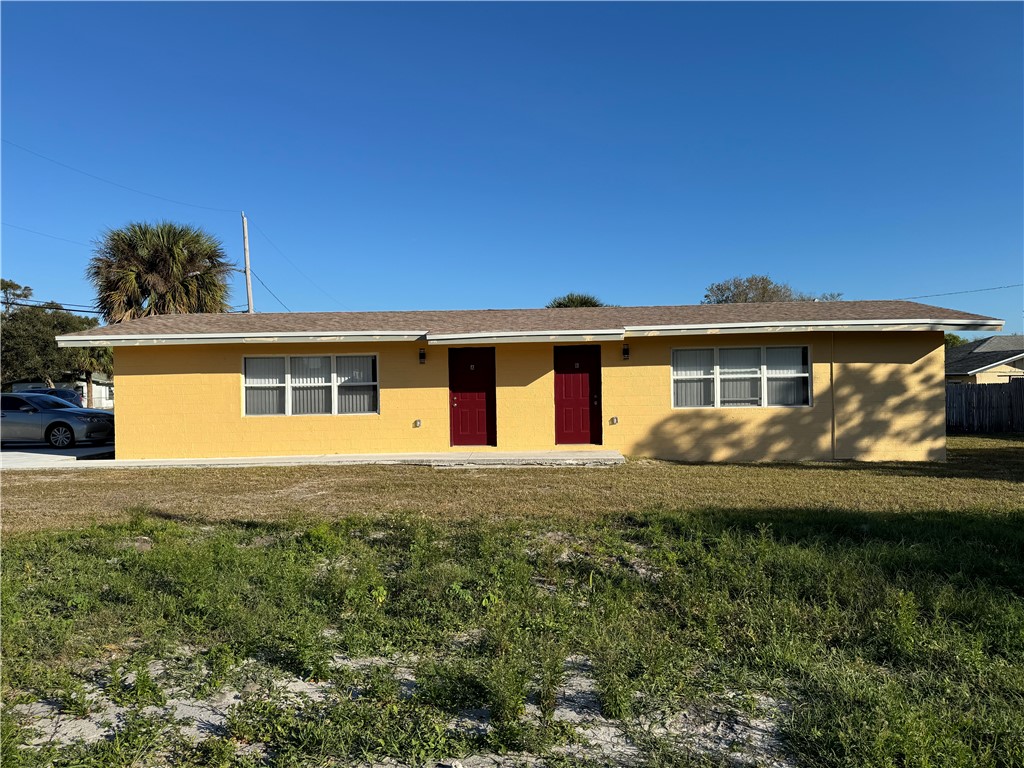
[0,450,625,471]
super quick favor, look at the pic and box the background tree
[944,333,970,348]
[1,281,105,396]
[702,275,842,304]
[88,221,234,323]
[2,278,33,316]
[69,345,113,408]
[546,292,606,308]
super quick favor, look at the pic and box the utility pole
[241,211,254,313]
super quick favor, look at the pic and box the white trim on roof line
[425,329,625,345]
[55,317,1004,348]
[967,352,1024,376]
[624,318,1003,336]
[56,331,427,348]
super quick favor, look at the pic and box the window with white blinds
[244,355,379,416]
[671,347,811,408]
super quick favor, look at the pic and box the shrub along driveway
[1,436,1021,767]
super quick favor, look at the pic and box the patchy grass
[2,435,1021,536]
[1,436,1022,766]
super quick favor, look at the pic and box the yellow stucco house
[57,300,1002,463]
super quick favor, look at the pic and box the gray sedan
[0,392,114,448]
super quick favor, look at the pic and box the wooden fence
[946,379,1024,433]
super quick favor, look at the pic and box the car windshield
[23,394,75,409]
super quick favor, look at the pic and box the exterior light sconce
[610,416,619,425]
[413,419,422,428]
[419,348,426,364]
[622,344,630,360]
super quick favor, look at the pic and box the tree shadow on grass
[627,506,1024,596]
[134,507,296,533]
[641,435,1023,483]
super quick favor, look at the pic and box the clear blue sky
[2,2,1022,333]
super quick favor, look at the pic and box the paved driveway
[0,443,115,469]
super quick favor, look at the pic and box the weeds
[106,660,167,708]
[227,693,467,766]
[3,437,1023,767]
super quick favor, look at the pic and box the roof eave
[55,330,428,348]
[425,329,626,346]
[56,316,1004,348]
[624,318,1004,336]
[966,352,1024,376]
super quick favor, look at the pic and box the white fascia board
[624,318,1004,337]
[967,352,1024,376]
[426,329,625,346]
[55,330,427,348]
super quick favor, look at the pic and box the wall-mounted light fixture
[610,416,619,425]
[419,348,426,364]
[622,344,630,360]
[413,419,422,428]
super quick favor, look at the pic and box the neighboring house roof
[946,334,1024,376]
[56,300,1003,348]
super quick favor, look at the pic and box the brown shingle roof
[57,300,1002,343]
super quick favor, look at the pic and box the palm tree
[88,221,234,323]
[71,346,113,408]
[546,292,606,308]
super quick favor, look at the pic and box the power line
[250,270,292,312]
[9,301,96,313]
[4,300,103,315]
[895,284,1023,301]
[249,221,345,309]
[6,141,340,309]
[2,222,92,247]
[2,139,238,214]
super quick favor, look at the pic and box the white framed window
[292,356,332,415]
[671,349,714,407]
[765,347,810,407]
[244,357,286,415]
[719,347,762,407]
[671,346,811,408]
[336,355,378,415]
[244,355,379,416]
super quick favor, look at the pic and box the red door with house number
[554,345,602,445]
[449,347,497,446]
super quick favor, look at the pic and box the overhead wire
[7,140,343,310]
[7,297,97,310]
[3,300,103,315]
[893,284,1023,300]
[249,222,345,310]
[250,270,292,312]
[3,222,92,247]
[2,140,238,213]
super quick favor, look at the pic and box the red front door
[554,345,602,445]
[449,347,497,446]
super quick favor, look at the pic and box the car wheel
[46,424,76,448]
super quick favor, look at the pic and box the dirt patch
[10,652,794,766]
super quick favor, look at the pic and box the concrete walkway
[0,448,625,471]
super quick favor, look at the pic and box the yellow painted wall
[831,332,945,461]
[113,331,946,461]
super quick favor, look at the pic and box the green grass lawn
[2,436,1022,767]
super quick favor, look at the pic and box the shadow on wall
[632,364,946,467]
